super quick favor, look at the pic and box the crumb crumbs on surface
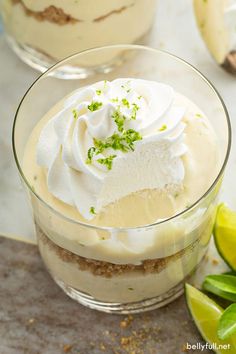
[182,343,188,352]
[28,318,35,324]
[89,341,95,348]
[121,336,130,346]
[212,258,219,266]
[57,316,163,353]
[99,343,106,351]
[63,344,73,353]
[120,315,134,328]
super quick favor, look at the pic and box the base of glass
[5,33,150,79]
[53,276,186,314]
[5,35,123,79]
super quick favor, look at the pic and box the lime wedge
[214,204,236,271]
[203,274,236,302]
[185,284,236,353]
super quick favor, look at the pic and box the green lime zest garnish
[88,101,103,112]
[159,124,167,131]
[112,109,126,132]
[72,109,79,119]
[97,154,117,170]
[122,129,142,151]
[86,129,142,167]
[131,103,140,120]
[86,147,96,164]
[95,129,142,153]
[122,98,130,108]
[96,89,102,96]
[121,82,131,93]
[86,94,142,169]
[90,206,96,215]
[196,113,202,118]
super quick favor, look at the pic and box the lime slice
[185,284,236,353]
[214,204,236,271]
[203,274,236,302]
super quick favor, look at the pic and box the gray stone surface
[0,236,212,354]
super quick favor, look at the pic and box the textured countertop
[0,0,236,353]
[0,236,215,354]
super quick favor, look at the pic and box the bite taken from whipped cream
[28,78,219,227]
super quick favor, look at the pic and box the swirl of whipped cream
[225,1,236,50]
[37,78,187,220]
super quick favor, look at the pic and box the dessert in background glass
[0,0,157,77]
[194,0,236,75]
[13,45,231,314]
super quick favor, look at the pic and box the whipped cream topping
[225,0,236,50]
[36,79,187,220]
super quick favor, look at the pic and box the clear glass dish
[12,45,231,314]
[0,0,157,78]
[194,0,236,75]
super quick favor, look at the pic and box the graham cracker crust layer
[37,225,199,278]
[11,0,133,25]
[94,4,134,23]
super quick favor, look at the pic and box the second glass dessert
[0,0,157,76]
[13,45,231,313]
[194,0,236,75]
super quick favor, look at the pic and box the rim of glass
[12,44,232,232]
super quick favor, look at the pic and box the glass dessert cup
[12,45,231,314]
[194,0,236,75]
[0,0,157,78]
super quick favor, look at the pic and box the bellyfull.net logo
[184,342,231,351]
